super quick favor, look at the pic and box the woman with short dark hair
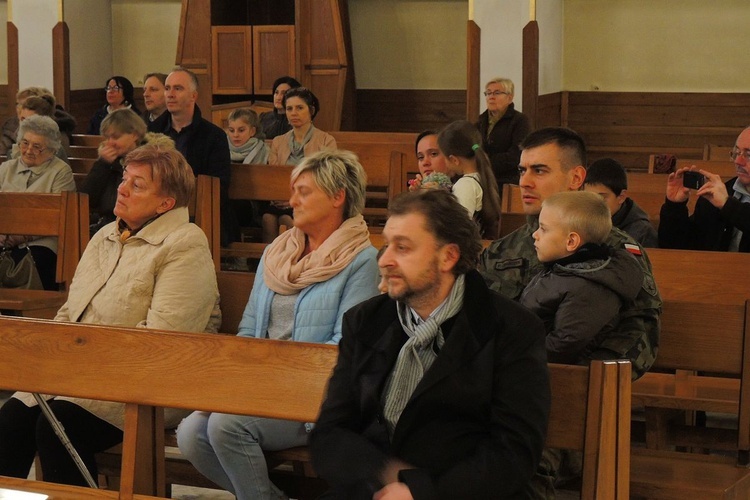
[87,76,140,135]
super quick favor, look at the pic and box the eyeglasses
[484,90,509,97]
[730,148,750,162]
[105,86,123,92]
[19,140,47,154]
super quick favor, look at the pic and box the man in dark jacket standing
[476,77,531,188]
[310,190,550,500]
[659,126,750,251]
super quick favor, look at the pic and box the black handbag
[0,246,43,289]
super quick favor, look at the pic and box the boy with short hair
[520,191,644,364]
[583,157,658,247]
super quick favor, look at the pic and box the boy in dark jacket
[583,157,658,247]
[521,191,644,364]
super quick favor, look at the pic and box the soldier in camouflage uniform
[478,127,661,499]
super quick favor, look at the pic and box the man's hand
[373,482,414,500]
[696,169,730,209]
[665,167,691,203]
[379,458,412,484]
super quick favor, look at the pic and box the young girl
[438,120,502,239]
[226,108,269,165]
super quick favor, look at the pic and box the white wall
[473,0,539,111]
[13,0,59,90]
[537,0,563,95]
[111,0,181,86]
[64,0,112,90]
[563,0,750,92]
[348,0,467,90]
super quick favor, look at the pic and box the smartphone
[682,171,705,190]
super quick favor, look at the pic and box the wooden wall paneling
[52,22,71,110]
[211,100,254,130]
[466,20,480,122]
[307,68,346,133]
[0,85,8,121]
[296,0,349,131]
[177,0,210,68]
[536,92,562,129]
[177,0,212,115]
[252,25,295,95]
[336,0,357,131]
[355,90,466,133]
[68,89,105,134]
[211,26,252,94]
[522,20,539,130]
[7,22,19,111]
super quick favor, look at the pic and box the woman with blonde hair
[178,149,379,500]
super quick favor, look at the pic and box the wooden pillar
[522,20,539,130]
[52,21,70,109]
[466,20,480,121]
[7,22,19,107]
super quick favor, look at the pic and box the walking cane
[32,394,98,489]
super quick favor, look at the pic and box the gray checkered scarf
[382,274,465,437]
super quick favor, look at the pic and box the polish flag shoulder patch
[624,243,642,256]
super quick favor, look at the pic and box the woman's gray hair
[17,115,62,153]
[291,149,367,219]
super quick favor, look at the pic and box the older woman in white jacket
[0,144,221,486]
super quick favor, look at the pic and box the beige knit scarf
[262,214,371,295]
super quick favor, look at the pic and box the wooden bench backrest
[547,361,631,499]
[228,163,293,201]
[0,315,630,500]
[0,191,88,289]
[190,175,221,271]
[704,144,734,161]
[70,134,104,147]
[68,145,99,159]
[0,316,337,421]
[648,248,750,304]
[69,157,97,174]
[217,270,254,334]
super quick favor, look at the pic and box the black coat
[477,103,532,185]
[658,177,750,251]
[310,270,550,500]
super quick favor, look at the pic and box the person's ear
[439,243,461,273]
[331,189,346,209]
[569,166,586,190]
[156,197,177,215]
[566,231,581,252]
[617,189,628,207]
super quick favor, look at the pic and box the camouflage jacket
[479,217,662,379]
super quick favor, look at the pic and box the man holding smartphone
[659,126,750,251]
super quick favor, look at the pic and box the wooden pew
[629,249,750,498]
[222,163,294,260]
[70,134,104,147]
[69,145,99,159]
[0,314,630,500]
[0,191,88,317]
[69,157,97,174]
[191,175,221,271]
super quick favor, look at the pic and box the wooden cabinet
[178,0,354,131]
[253,25,295,95]
[212,26,253,94]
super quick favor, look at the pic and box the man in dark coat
[148,67,233,243]
[310,190,550,500]
[659,126,750,252]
